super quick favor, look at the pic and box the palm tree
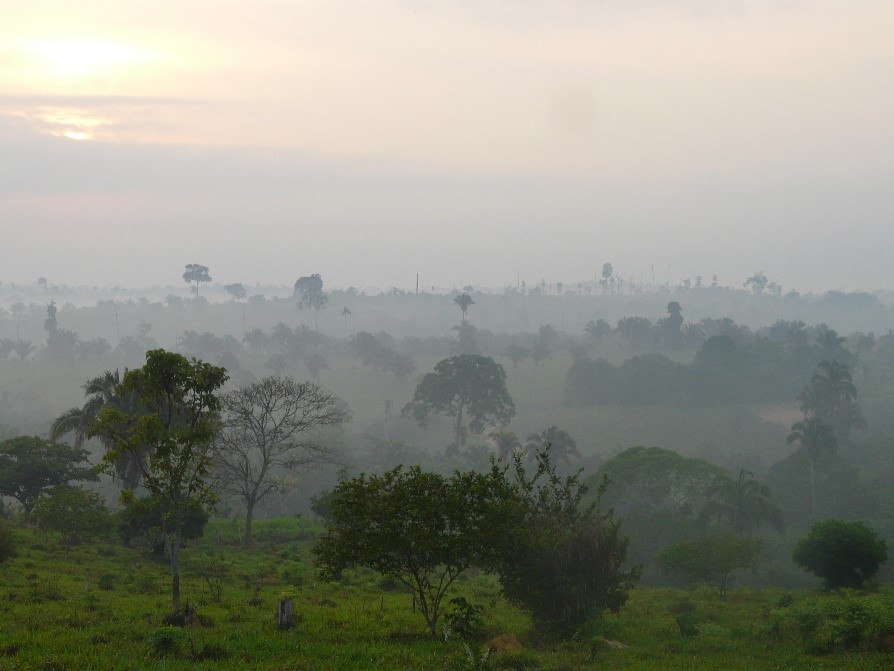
[453,293,474,324]
[51,370,145,489]
[10,339,35,361]
[787,418,837,518]
[798,360,866,436]
[341,307,352,336]
[488,429,521,460]
[524,425,580,462]
[584,319,612,347]
[701,468,783,537]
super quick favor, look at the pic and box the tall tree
[700,468,783,537]
[798,360,866,437]
[787,417,837,518]
[489,429,522,461]
[182,264,212,296]
[403,355,515,445]
[214,376,347,546]
[224,282,246,301]
[453,293,474,324]
[51,370,146,489]
[294,274,328,331]
[524,425,581,462]
[89,349,228,614]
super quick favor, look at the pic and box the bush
[793,520,888,589]
[443,597,485,641]
[148,627,183,658]
[785,591,894,653]
[118,495,208,557]
[31,485,110,547]
[659,532,763,596]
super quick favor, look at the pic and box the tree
[601,263,614,294]
[504,342,527,370]
[51,370,148,489]
[700,468,783,537]
[661,301,684,348]
[524,425,581,462]
[89,349,228,613]
[214,376,348,547]
[314,465,519,639]
[793,520,888,589]
[659,532,763,597]
[787,417,837,518]
[488,429,521,461]
[182,264,212,296]
[0,436,97,514]
[496,453,637,634]
[584,319,612,346]
[31,484,111,547]
[340,306,351,336]
[403,355,515,445]
[744,272,768,295]
[294,274,328,331]
[224,283,246,301]
[453,293,474,323]
[798,360,866,437]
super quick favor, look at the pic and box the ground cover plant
[0,517,892,670]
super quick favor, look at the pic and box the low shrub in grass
[148,626,184,658]
[783,591,894,653]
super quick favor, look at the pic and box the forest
[1,271,893,670]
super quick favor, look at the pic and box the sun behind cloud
[25,39,154,81]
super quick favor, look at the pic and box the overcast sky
[1,1,892,292]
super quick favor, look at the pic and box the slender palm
[701,468,783,537]
[524,425,580,461]
[51,370,146,489]
[488,429,521,461]
[798,360,866,436]
[787,418,836,518]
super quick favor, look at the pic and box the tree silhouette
[787,417,837,518]
[797,360,866,437]
[701,468,783,537]
[488,429,521,460]
[453,293,474,324]
[524,426,581,462]
[182,264,212,296]
[294,274,328,331]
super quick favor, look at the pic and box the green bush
[792,520,888,589]
[659,532,763,596]
[493,649,541,670]
[443,597,486,641]
[148,626,183,658]
[786,591,894,653]
[118,495,208,557]
[97,574,115,591]
[0,521,14,563]
[30,485,110,547]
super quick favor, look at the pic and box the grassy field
[2,517,892,670]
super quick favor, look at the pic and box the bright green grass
[1,518,891,670]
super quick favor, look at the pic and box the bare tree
[214,376,348,546]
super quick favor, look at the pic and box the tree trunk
[809,458,816,519]
[245,499,255,548]
[169,532,181,614]
[455,403,465,445]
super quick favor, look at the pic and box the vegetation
[793,520,888,590]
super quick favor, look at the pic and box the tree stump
[278,598,294,629]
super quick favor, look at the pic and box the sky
[1,0,892,292]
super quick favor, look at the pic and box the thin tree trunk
[168,532,181,614]
[245,499,255,548]
[455,403,464,445]
[809,458,816,519]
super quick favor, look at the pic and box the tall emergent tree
[453,293,474,324]
[182,264,212,296]
[787,417,837,518]
[214,376,348,547]
[797,360,866,438]
[403,354,515,445]
[294,274,328,331]
[0,436,97,515]
[89,349,228,613]
[224,282,247,301]
[700,468,783,537]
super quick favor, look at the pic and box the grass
[1,518,892,670]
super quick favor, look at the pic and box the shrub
[659,532,763,596]
[97,574,115,591]
[148,627,183,657]
[793,520,888,590]
[786,591,894,653]
[443,597,485,641]
[118,495,208,557]
[0,521,14,563]
[31,485,110,547]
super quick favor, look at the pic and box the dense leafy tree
[314,465,519,639]
[793,520,887,589]
[403,355,515,445]
[0,436,96,514]
[182,264,212,296]
[504,342,528,370]
[224,282,247,301]
[89,349,228,613]
[496,453,637,634]
[294,274,328,331]
[214,376,348,547]
[118,495,209,557]
[584,318,612,346]
[700,468,783,537]
[31,484,111,547]
[744,271,768,295]
[787,418,837,518]
[659,532,763,596]
[352,332,415,380]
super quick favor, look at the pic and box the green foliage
[30,484,111,547]
[0,436,97,514]
[784,591,894,653]
[118,495,209,556]
[443,597,486,641]
[792,520,888,590]
[659,532,763,596]
[148,626,184,657]
[492,650,541,670]
[314,464,520,639]
[0,521,15,563]
[89,348,228,612]
[403,354,515,444]
[496,454,637,636]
